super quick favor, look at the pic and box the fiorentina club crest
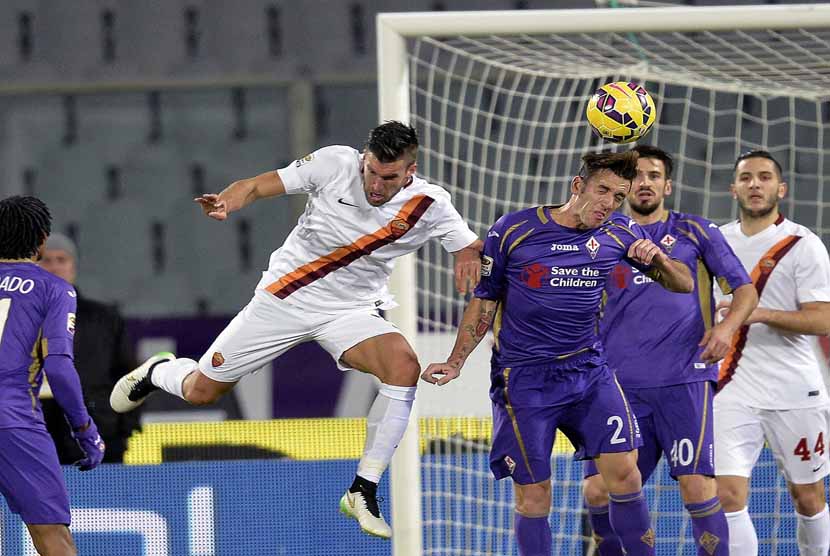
[585,236,600,259]
[504,455,516,475]
[660,233,677,253]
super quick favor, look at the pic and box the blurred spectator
[39,233,138,463]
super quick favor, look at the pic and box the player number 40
[794,432,825,461]
[671,438,694,467]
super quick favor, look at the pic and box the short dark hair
[632,144,673,179]
[365,121,419,164]
[0,195,52,260]
[578,150,639,184]
[734,149,783,179]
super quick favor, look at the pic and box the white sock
[725,507,758,556]
[797,504,830,556]
[150,358,198,400]
[356,383,416,484]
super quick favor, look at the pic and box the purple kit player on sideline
[582,145,758,556]
[0,196,105,556]
[423,151,694,556]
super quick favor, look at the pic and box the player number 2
[671,438,694,467]
[607,416,626,445]
[0,298,10,343]
[794,433,825,461]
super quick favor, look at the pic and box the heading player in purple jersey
[423,151,694,556]
[0,196,105,556]
[582,146,757,556]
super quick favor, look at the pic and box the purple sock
[587,504,624,556]
[609,491,655,556]
[686,497,729,556]
[514,513,551,556]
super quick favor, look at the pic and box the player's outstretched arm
[718,300,830,337]
[700,283,758,363]
[194,170,287,220]
[421,296,498,386]
[628,238,694,293]
[44,354,106,470]
[451,239,483,294]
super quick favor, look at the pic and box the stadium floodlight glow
[379,4,830,555]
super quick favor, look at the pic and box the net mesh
[407,23,830,556]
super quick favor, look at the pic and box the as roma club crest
[760,258,776,274]
[389,218,410,238]
[211,352,225,368]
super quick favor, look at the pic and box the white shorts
[198,289,401,382]
[714,396,830,484]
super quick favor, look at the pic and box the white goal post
[379,5,830,555]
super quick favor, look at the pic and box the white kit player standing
[109,121,482,539]
[714,150,830,556]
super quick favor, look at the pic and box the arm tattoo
[450,302,497,366]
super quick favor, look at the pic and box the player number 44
[794,432,825,461]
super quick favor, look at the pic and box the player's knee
[600,452,641,493]
[790,481,826,516]
[384,350,421,386]
[716,478,747,512]
[514,481,552,517]
[583,475,610,507]
[678,474,716,504]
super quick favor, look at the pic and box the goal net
[378,5,830,556]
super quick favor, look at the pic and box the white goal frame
[378,5,830,555]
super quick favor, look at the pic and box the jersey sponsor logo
[211,352,225,368]
[0,275,34,294]
[610,264,631,288]
[520,263,547,289]
[550,243,579,252]
[389,218,410,238]
[481,255,493,277]
[68,290,77,297]
[660,233,677,253]
[337,197,359,208]
[504,455,516,475]
[585,237,600,259]
[487,230,500,238]
[295,153,314,167]
[67,313,76,334]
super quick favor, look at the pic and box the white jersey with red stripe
[716,216,830,409]
[256,145,478,314]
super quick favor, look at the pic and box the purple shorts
[490,359,641,485]
[0,428,71,525]
[584,380,715,481]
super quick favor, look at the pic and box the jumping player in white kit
[715,150,830,556]
[109,121,482,539]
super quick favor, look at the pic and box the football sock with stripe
[686,496,729,555]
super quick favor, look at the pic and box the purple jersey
[0,262,77,430]
[475,206,652,368]
[599,211,751,387]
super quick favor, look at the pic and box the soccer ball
[586,81,656,144]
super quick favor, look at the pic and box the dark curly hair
[365,121,419,164]
[0,195,52,260]
[632,144,673,180]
